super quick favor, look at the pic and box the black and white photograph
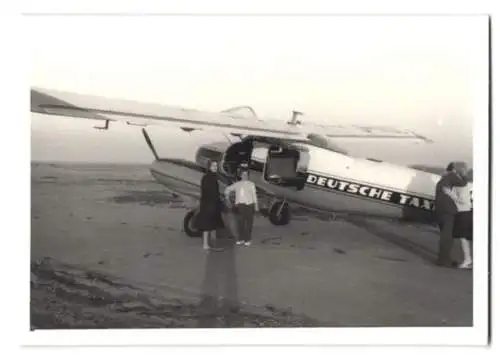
[15,3,492,350]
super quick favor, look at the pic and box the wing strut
[94,120,110,130]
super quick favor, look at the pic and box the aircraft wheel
[183,209,202,237]
[268,201,291,226]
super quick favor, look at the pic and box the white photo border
[2,0,493,350]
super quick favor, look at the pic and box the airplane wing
[319,124,431,142]
[31,87,432,143]
[292,120,432,142]
[31,87,308,140]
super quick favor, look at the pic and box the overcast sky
[30,15,487,166]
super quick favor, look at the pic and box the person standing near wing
[197,160,224,251]
[434,161,469,267]
[224,168,259,246]
[448,167,473,269]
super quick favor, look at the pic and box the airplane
[30,87,466,238]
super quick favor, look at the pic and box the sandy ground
[30,162,472,329]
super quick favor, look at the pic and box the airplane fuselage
[150,141,444,224]
[29,86,469,229]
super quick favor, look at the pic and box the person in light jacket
[224,169,259,246]
[449,174,473,269]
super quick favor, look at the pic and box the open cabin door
[220,139,254,179]
[262,144,309,190]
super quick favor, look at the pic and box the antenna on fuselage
[287,110,303,126]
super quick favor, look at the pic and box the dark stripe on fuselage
[152,155,435,213]
[150,168,200,188]
[304,173,435,212]
[307,168,434,199]
[155,158,206,173]
[151,158,234,188]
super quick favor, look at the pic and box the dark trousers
[235,204,255,242]
[437,213,455,265]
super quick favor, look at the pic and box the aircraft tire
[269,202,291,226]
[183,209,202,237]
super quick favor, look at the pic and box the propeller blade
[141,128,160,161]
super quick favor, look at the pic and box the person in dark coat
[197,160,225,250]
[434,161,469,267]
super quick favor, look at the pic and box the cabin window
[195,147,223,168]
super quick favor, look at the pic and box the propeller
[141,128,160,161]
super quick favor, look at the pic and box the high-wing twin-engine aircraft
[31,87,452,237]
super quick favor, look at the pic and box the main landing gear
[183,199,292,237]
[268,199,291,226]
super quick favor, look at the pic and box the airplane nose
[149,160,162,177]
